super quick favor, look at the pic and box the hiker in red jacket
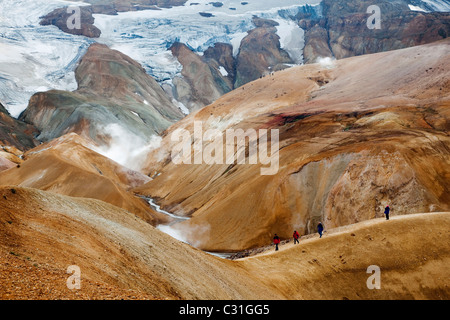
[273,234,280,251]
[293,230,300,244]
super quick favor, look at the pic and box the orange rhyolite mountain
[0,39,449,300]
[0,186,448,299]
[0,133,167,225]
[133,39,450,252]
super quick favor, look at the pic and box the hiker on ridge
[273,234,280,251]
[293,230,300,244]
[384,205,390,220]
[317,223,324,238]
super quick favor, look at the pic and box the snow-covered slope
[0,0,321,117]
[0,0,93,117]
[92,0,321,83]
[409,0,450,11]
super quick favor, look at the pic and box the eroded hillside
[0,186,448,299]
[134,39,450,251]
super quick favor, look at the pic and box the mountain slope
[170,42,231,112]
[301,0,450,63]
[169,16,295,112]
[20,43,184,152]
[133,39,450,251]
[0,102,39,151]
[0,186,279,300]
[234,17,294,88]
[0,186,448,299]
[239,212,450,300]
[0,133,167,225]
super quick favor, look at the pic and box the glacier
[0,0,322,117]
[0,0,449,118]
[0,0,94,118]
[410,0,450,11]
[92,0,322,85]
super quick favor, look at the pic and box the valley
[0,0,449,302]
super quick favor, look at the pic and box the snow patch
[275,19,305,64]
[218,66,228,77]
[146,195,211,249]
[408,4,428,11]
[230,32,248,57]
[419,0,450,11]
[172,99,190,115]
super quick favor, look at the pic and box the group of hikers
[272,223,324,251]
[272,205,391,251]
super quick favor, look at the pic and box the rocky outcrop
[134,39,450,252]
[0,102,39,151]
[172,3,449,109]
[40,6,101,38]
[0,133,168,225]
[40,1,188,37]
[40,0,450,115]
[301,23,333,63]
[234,17,294,88]
[203,42,236,91]
[171,16,295,111]
[301,0,450,63]
[20,43,183,153]
[170,42,231,112]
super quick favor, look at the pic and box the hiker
[273,234,280,251]
[384,205,390,220]
[293,230,300,244]
[317,223,324,238]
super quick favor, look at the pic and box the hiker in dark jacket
[317,223,324,238]
[293,230,300,244]
[273,234,280,251]
[384,205,390,220]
